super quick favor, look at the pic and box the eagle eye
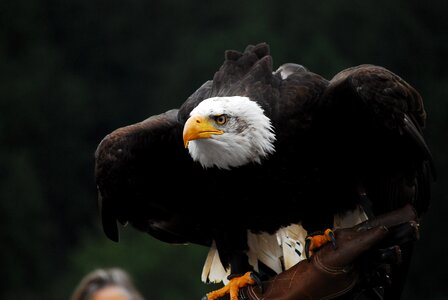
[214,114,228,125]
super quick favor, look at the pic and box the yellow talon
[204,271,256,300]
[305,228,337,259]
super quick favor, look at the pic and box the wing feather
[312,67,435,300]
[313,64,435,216]
[94,109,211,245]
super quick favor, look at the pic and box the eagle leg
[202,271,259,300]
[305,228,337,260]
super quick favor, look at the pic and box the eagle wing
[95,83,213,246]
[314,64,435,216]
[312,64,436,298]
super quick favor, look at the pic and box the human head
[70,268,145,300]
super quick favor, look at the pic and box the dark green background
[1,0,447,299]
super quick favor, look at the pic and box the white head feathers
[186,96,276,169]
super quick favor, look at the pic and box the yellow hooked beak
[183,115,224,148]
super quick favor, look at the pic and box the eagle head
[183,96,276,169]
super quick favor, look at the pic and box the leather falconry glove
[237,204,419,300]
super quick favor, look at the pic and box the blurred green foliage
[1,0,447,299]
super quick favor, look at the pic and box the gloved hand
[238,204,420,300]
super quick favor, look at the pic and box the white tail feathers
[247,231,283,274]
[201,205,368,284]
[247,226,308,276]
[201,241,230,284]
[277,224,308,269]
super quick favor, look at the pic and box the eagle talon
[305,237,312,260]
[328,229,337,249]
[250,272,263,293]
[305,228,336,259]
[204,271,257,300]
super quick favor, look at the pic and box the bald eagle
[94,43,434,300]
